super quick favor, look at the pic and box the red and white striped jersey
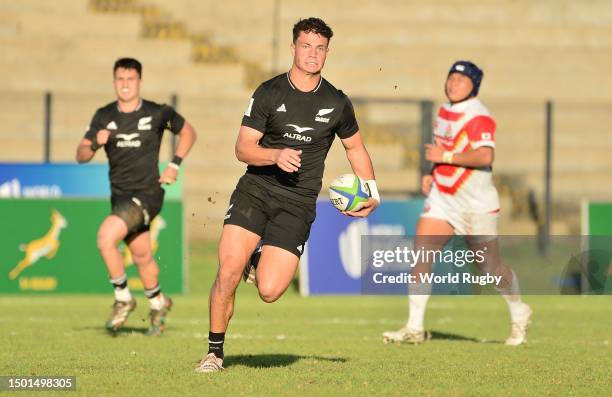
[428,98,499,213]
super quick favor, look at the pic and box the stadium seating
[1,0,610,238]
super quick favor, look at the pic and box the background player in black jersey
[75,58,197,335]
[195,18,380,373]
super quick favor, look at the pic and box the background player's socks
[244,241,263,284]
[496,271,524,321]
[208,331,225,359]
[251,240,264,269]
[145,284,164,310]
[110,274,132,302]
[406,283,432,331]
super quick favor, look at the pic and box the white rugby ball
[329,174,370,212]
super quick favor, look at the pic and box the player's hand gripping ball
[329,174,370,212]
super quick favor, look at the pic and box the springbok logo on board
[8,209,68,280]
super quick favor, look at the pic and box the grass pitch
[1,242,610,396]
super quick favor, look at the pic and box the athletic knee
[97,231,118,251]
[215,266,243,294]
[132,250,154,267]
[258,291,281,303]
[257,283,283,303]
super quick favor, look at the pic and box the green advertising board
[582,201,612,294]
[0,199,184,294]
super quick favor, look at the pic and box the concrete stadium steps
[1,37,192,67]
[0,12,141,40]
[141,0,612,80]
[491,101,612,177]
[0,92,47,139]
[495,152,612,175]
[145,0,612,29]
[324,142,406,171]
[182,164,242,239]
[275,0,612,28]
[0,92,246,139]
[522,171,612,202]
[275,23,612,50]
[1,0,611,237]
[0,127,237,164]
[175,96,250,124]
[144,0,276,57]
[164,1,612,63]
[317,47,610,100]
[323,167,419,194]
[183,191,231,240]
[354,102,423,136]
[0,0,89,14]
[50,96,246,141]
[0,138,50,162]
[0,62,246,95]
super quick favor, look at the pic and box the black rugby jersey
[84,99,185,195]
[241,72,359,203]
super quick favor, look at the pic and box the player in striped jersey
[383,61,532,346]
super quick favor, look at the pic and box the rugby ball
[329,174,370,212]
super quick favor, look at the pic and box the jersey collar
[447,97,479,112]
[116,99,143,113]
[286,72,323,93]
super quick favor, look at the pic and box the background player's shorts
[111,187,165,242]
[422,202,498,243]
[223,176,316,257]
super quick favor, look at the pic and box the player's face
[291,31,329,75]
[113,67,141,103]
[445,73,473,103]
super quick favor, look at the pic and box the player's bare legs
[97,215,128,279]
[97,215,136,331]
[198,225,260,372]
[128,231,172,335]
[469,238,532,345]
[128,231,159,290]
[383,217,453,343]
[410,218,453,331]
[255,246,299,303]
[210,225,261,332]
[468,238,513,289]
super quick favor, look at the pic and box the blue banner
[301,198,424,295]
[0,163,181,199]
[0,163,108,198]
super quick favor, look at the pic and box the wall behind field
[1,0,610,238]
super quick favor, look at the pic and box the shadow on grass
[74,325,150,337]
[106,326,150,337]
[430,330,502,344]
[224,354,347,369]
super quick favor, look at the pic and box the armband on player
[442,151,454,164]
[364,180,381,203]
[90,141,101,151]
[169,155,183,170]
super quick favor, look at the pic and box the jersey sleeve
[83,109,105,141]
[335,96,359,139]
[241,84,270,133]
[465,115,496,148]
[161,105,186,135]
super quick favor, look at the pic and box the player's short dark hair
[113,58,142,78]
[292,18,333,43]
